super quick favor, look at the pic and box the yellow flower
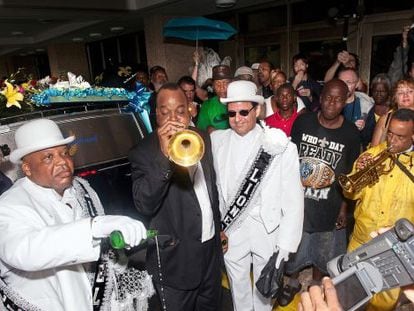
[1,82,23,109]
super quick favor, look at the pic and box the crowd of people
[0,24,413,311]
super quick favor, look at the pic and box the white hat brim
[220,95,264,105]
[10,136,75,164]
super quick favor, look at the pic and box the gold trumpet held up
[168,129,205,167]
[338,148,395,194]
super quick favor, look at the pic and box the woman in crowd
[360,74,392,149]
[371,78,414,146]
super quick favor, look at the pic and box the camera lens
[395,218,414,241]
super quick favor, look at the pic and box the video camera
[327,218,414,311]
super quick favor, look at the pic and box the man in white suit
[211,80,304,311]
[0,119,152,311]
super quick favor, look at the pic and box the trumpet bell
[168,129,205,167]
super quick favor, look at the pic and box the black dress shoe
[276,277,302,306]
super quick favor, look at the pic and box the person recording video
[299,227,414,311]
[300,280,414,311]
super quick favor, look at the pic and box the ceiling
[0,0,280,56]
[1,0,412,57]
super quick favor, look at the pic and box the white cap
[234,66,254,78]
[251,63,260,70]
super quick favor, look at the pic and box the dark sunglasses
[227,106,255,118]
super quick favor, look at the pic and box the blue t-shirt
[343,97,362,122]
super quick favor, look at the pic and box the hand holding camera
[326,218,414,311]
[299,277,342,311]
[300,219,414,311]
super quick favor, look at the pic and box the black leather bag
[255,251,285,299]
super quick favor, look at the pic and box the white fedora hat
[10,119,75,164]
[220,80,264,105]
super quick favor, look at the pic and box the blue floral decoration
[32,84,153,133]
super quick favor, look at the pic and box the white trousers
[224,216,278,311]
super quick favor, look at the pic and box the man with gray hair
[211,80,303,310]
[0,118,152,311]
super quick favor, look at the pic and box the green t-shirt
[196,96,229,131]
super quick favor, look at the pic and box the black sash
[77,182,107,311]
[91,248,109,311]
[0,278,42,311]
[221,148,273,232]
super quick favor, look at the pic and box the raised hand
[157,119,186,158]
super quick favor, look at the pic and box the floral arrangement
[0,68,41,117]
[32,82,153,133]
[0,70,153,132]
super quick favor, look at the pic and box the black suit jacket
[128,127,222,290]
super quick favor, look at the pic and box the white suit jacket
[211,125,304,253]
[0,177,100,311]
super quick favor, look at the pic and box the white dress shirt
[226,126,262,222]
[188,163,215,242]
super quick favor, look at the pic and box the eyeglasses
[227,106,255,118]
[396,89,414,97]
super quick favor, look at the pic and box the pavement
[147,267,414,310]
[131,249,414,311]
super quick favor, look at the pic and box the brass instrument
[338,149,395,193]
[167,129,205,167]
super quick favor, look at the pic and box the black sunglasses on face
[227,106,255,118]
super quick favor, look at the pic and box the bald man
[286,79,360,284]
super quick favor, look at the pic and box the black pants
[154,238,222,311]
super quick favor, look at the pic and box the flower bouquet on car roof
[31,70,153,133]
[0,68,43,118]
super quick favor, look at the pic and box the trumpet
[167,129,205,167]
[338,148,395,193]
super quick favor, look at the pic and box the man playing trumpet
[344,108,414,311]
[129,83,223,311]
